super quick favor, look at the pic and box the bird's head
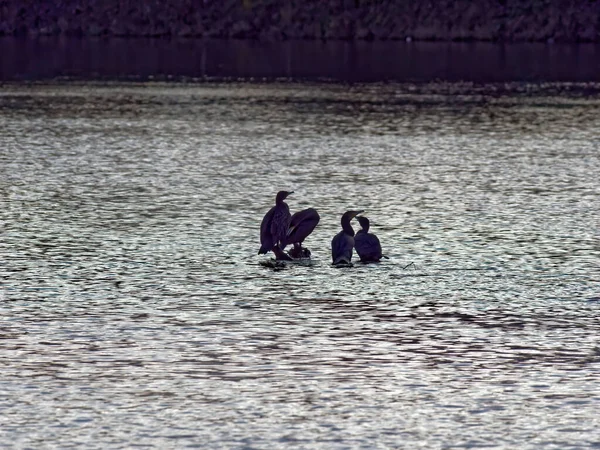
[276,190,294,203]
[357,216,370,231]
[341,210,364,224]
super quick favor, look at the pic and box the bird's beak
[353,210,364,217]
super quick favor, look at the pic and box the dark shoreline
[1,1,599,43]
[2,37,600,83]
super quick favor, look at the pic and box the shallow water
[1,81,599,449]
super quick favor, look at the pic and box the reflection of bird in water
[258,191,293,256]
[331,210,363,265]
[285,208,320,258]
[355,216,385,262]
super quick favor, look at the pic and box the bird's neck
[342,219,355,236]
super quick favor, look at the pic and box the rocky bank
[0,0,599,42]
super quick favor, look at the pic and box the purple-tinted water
[1,81,599,448]
[1,37,600,82]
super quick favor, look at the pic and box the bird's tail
[333,256,352,265]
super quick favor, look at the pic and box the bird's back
[331,231,355,264]
[355,230,382,262]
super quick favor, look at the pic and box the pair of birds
[258,191,384,264]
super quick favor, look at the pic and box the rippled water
[1,81,599,449]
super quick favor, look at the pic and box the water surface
[2,38,600,82]
[1,81,599,448]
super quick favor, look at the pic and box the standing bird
[259,191,293,256]
[331,210,363,265]
[285,208,320,258]
[355,216,385,262]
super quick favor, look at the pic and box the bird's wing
[355,232,382,261]
[285,208,320,244]
[258,206,275,254]
[331,232,354,264]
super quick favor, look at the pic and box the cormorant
[285,208,320,258]
[331,210,363,265]
[355,216,384,262]
[272,245,293,261]
[259,190,293,255]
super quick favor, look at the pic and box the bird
[285,208,320,258]
[331,210,363,265]
[354,216,385,262]
[258,190,293,256]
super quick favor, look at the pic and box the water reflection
[1,81,599,448]
[1,38,600,82]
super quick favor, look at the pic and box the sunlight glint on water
[0,82,599,449]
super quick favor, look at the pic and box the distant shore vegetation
[0,1,598,43]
